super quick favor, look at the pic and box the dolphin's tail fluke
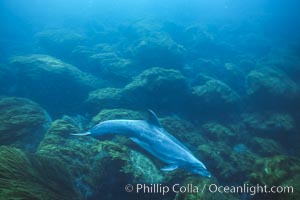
[71,131,91,136]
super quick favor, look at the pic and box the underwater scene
[0,0,299,199]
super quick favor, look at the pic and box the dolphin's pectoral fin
[147,109,162,127]
[161,165,178,172]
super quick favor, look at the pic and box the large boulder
[123,67,189,110]
[190,79,241,115]
[0,97,51,152]
[36,29,86,58]
[246,67,299,109]
[86,88,124,112]
[87,52,136,85]
[9,54,101,116]
[129,34,186,68]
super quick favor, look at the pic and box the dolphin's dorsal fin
[147,109,162,127]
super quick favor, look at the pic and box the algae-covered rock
[87,87,123,111]
[130,34,186,68]
[9,54,99,88]
[88,52,136,84]
[90,140,167,200]
[201,122,237,143]
[93,140,164,184]
[188,59,245,93]
[249,137,284,156]
[36,29,86,58]
[38,117,103,198]
[242,112,295,136]
[249,155,300,186]
[246,67,299,107]
[0,146,79,200]
[123,67,189,109]
[191,79,241,113]
[126,150,164,183]
[125,67,187,94]
[9,54,101,115]
[0,97,50,152]
[38,117,98,176]
[46,117,81,138]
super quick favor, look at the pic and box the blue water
[0,0,299,200]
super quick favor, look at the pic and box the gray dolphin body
[73,110,211,177]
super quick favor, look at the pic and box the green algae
[0,97,50,149]
[96,140,164,183]
[46,118,80,137]
[0,146,79,200]
[126,150,164,183]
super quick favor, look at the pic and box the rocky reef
[0,8,299,200]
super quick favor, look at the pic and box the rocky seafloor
[0,18,300,200]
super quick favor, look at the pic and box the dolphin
[72,110,211,177]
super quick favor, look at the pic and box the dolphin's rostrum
[72,110,211,177]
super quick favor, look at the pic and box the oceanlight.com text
[124,183,294,196]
